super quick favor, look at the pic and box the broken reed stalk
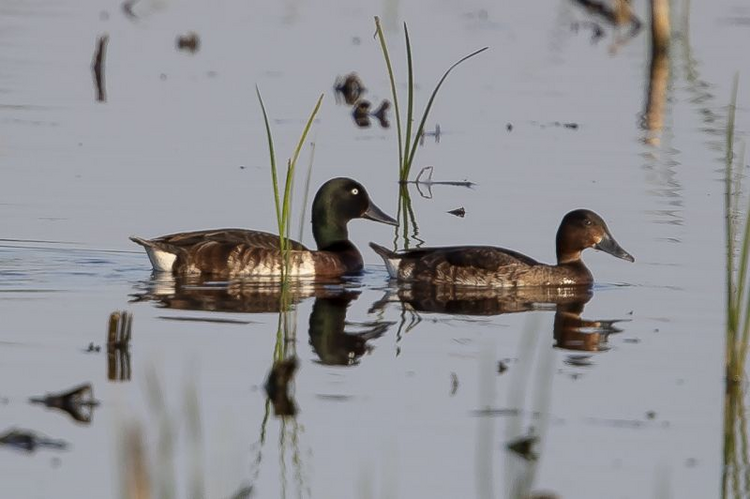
[373,17,487,182]
[256,88,323,283]
[650,0,670,56]
[92,34,108,102]
[108,311,132,382]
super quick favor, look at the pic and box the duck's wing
[146,229,309,251]
[402,246,539,272]
[442,246,539,271]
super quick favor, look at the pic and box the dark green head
[311,177,397,250]
[556,209,635,265]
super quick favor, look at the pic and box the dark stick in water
[92,34,109,102]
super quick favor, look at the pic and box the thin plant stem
[374,16,404,173]
[403,23,414,180]
[373,18,487,182]
[725,73,739,372]
[257,87,283,244]
[405,46,489,172]
[298,139,317,242]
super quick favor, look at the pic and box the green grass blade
[405,46,489,172]
[297,138,317,242]
[402,23,415,180]
[290,94,324,172]
[374,16,404,173]
[737,162,750,334]
[279,94,324,276]
[281,94,324,242]
[256,86,283,239]
[726,74,739,341]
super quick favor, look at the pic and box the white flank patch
[236,252,317,277]
[380,257,400,279]
[286,253,317,277]
[144,247,177,272]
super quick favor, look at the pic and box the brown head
[555,209,635,265]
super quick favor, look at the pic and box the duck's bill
[363,201,398,226]
[594,234,635,262]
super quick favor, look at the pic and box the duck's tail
[130,236,177,272]
[368,242,400,279]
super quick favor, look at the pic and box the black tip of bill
[363,201,398,227]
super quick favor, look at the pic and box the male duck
[369,209,634,287]
[131,177,397,277]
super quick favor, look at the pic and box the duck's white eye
[351,188,359,195]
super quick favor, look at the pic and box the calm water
[0,0,748,498]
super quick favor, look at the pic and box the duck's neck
[556,228,582,265]
[556,249,582,265]
[312,207,349,251]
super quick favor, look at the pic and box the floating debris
[0,429,68,453]
[419,123,441,145]
[506,434,538,461]
[91,34,109,103]
[571,0,642,31]
[401,166,475,199]
[506,123,513,132]
[108,311,132,382]
[84,342,101,353]
[334,73,366,105]
[571,20,605,43]
[351,99,390,129]
[447,207,466,218]
[450,372,459,395]
[176,32,200,53]
[265,357,298,417]
[29,383,99,424]
[121,0,139,20]
[570,0,642,52]
[352,100,371,128]
[533,121,580,130]
[371,100,390,128]
[497,360,508,374]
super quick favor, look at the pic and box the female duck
[131,177,397,277]
[369,209,633,287]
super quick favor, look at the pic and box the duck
[131,177,397,277]
[369,209,634,288]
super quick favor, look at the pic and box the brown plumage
[370,209,634,288]
[131,178,397,277]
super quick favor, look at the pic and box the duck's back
[397,246,541,287]
[372,244,592,288]
[149,229,309,251]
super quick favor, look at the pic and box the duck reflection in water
[131,275,394,364]
[553,297,624,352]
[131,274,346,314]
[374,284,625,353]
[308,291,393,366]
